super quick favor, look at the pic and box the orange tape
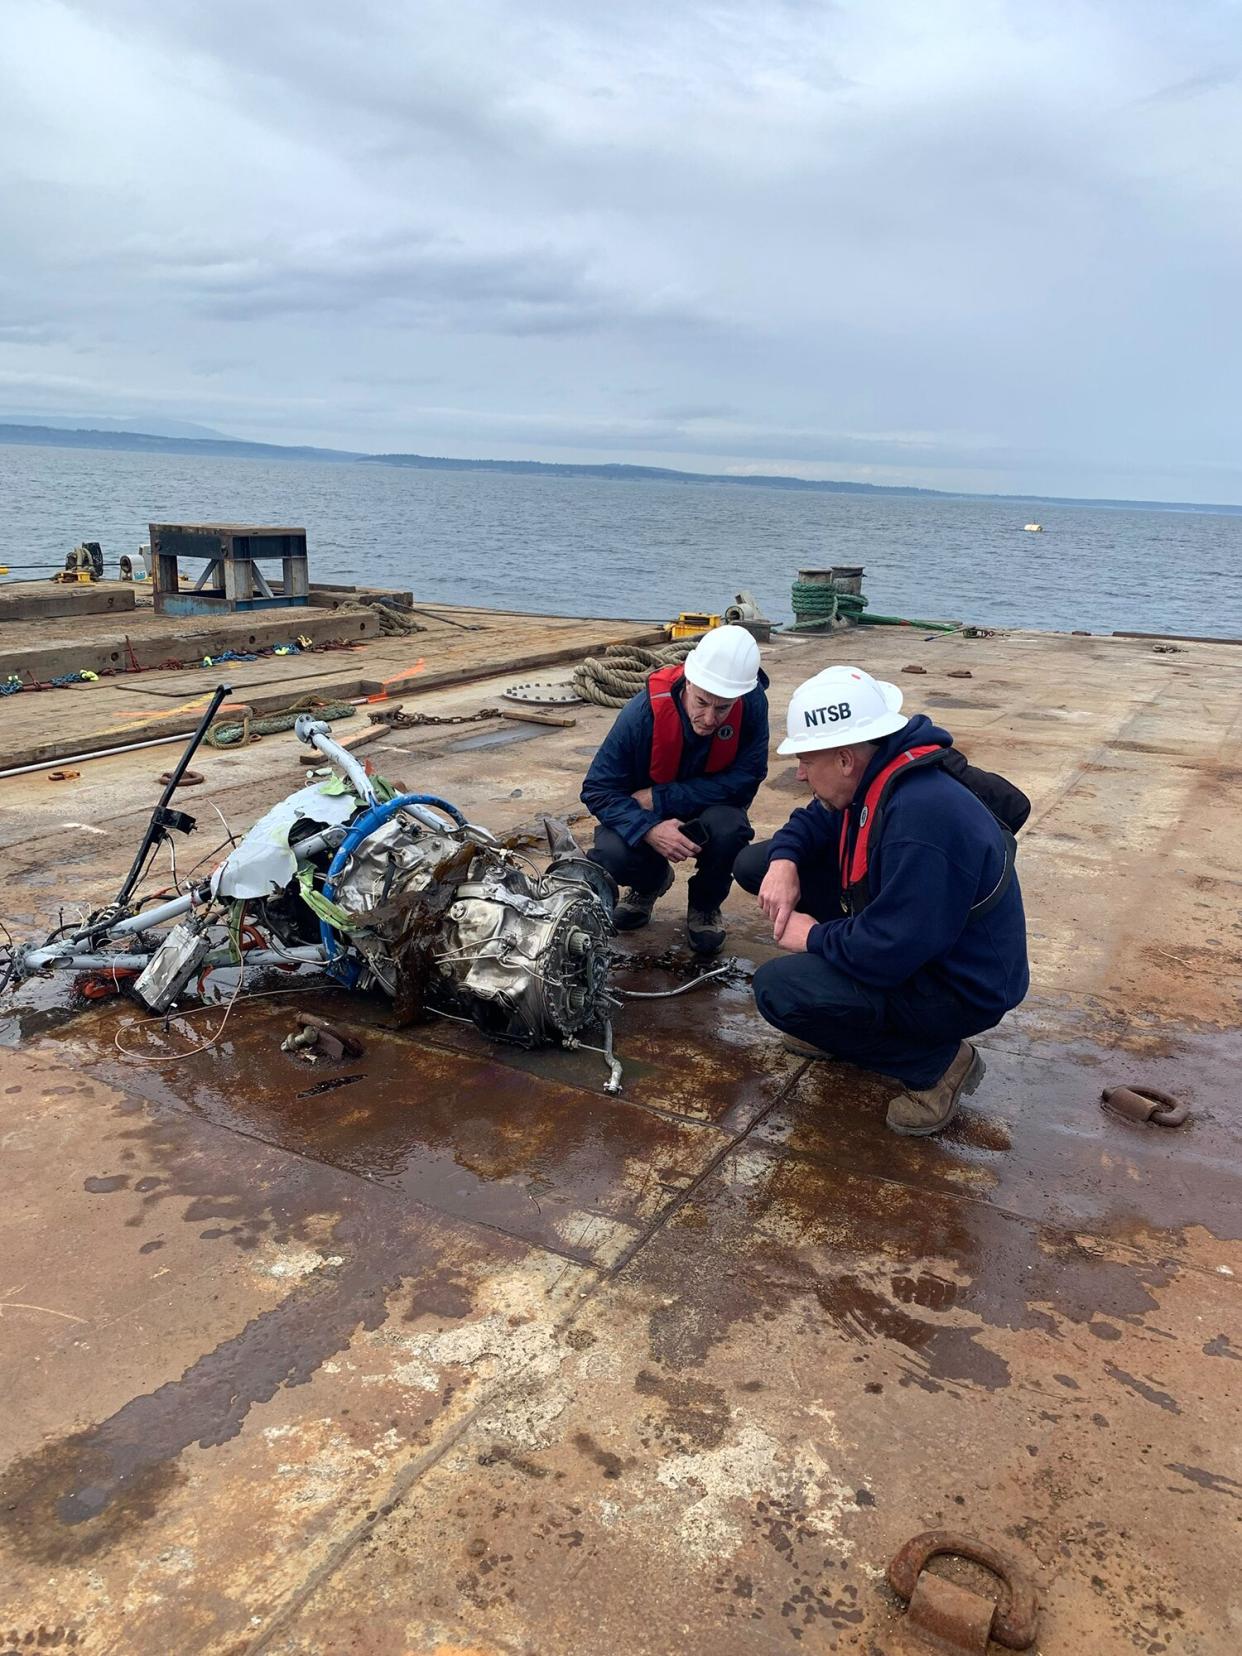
[366,659,426,703]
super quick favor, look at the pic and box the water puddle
[59,986,739,1267]
[0,972,83,1048]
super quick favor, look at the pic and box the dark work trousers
[733,839,995,1088]
[589,804,754,911]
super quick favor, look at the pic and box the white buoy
[1023,523,1044,533]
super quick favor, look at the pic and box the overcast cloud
[1,0,1239,498]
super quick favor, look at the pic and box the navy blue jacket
[581,673,770,846]
[766,714,1029,1019]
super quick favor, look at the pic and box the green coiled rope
[205,698,357,748]
[857,613,961,632]
[790,580,960,633]
[790,581,869,625]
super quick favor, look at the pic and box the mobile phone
[680,819,709,848]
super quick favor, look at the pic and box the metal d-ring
[888,1530,1039,1651]
[1101,1084,1190,1128]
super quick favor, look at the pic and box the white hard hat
[777,665,907,755]
[683,624,760,700]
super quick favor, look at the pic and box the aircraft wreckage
[1,690,638,1088]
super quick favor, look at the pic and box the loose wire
[612,961,736,998]
[111,981,323,1065]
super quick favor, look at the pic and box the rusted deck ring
[887,1530,1039,1649]
[1101,1083,1190,1127]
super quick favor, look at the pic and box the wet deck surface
[0,618,1239,1653]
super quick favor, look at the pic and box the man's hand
[631,787,654,812]
[759,858,802,942]
[643,819,699,862]
[775,912,816,953]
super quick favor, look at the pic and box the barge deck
[0,600,1238,1654]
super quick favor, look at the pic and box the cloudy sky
[2,0,1239,499]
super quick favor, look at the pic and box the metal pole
[108,683,232,918]
[0,731,198,781]
[294,714,377,806]
[22,944,328,973]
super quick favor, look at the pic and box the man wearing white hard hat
[581,624,769,953]
[733,665,1029,1135]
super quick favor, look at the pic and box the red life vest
[837,744,944,914]
[837,743,1018,918]
[647,664,743,785]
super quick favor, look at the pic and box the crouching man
[734,665,1029,1135]
[582,625,769,954]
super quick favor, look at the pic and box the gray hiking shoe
[686,904,726,954]
[613,865,675,931]
[885,1041,985,1136]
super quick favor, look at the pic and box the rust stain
[813,1273,1011,1391]
[476,1444,559,1481]
[1103,1363,1182,1414]
[0,1214,424,1563]
[0,1437,186,1566]
[403,1261,479,1323]
[571,1431,625,1479]
[637,1146,1177,1387]
[1165,1463,1242,1500]
[634,1368,731,1449]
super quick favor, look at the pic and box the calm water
[1,443,1238,636]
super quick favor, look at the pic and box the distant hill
[0,412,233,441]
[1,419,1238,514]
[361,451,944,497]
[0,422,361,463]
[361,450,1242,512]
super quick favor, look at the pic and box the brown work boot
[885,1042,985,1137]
[780,1032,830,1060]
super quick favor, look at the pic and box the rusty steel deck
[0,618,1238,1654]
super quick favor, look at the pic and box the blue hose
[317,793,468,982]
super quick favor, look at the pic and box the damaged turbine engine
[329,812,617,1044]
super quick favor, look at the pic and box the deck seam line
[598,1059,814,1281]
[242,1063,817,1655]
[226,1390,511,1655]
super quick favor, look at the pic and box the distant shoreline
[2,420,1239,518]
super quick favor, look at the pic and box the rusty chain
[375,707,502,729]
